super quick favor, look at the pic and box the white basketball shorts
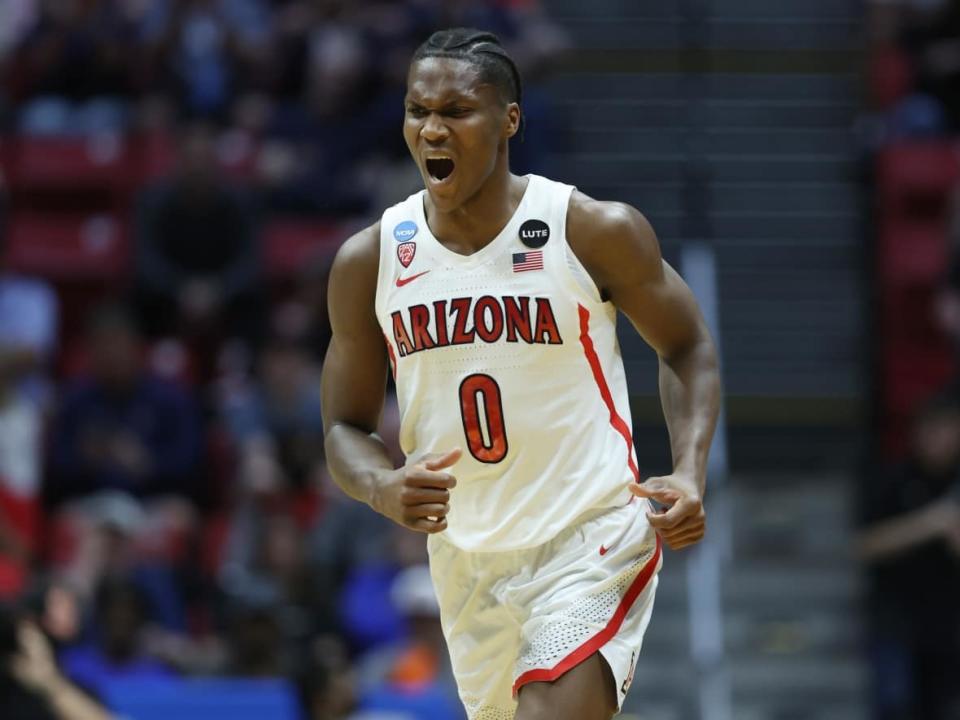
[427,498,662,719]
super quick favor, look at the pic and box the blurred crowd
[0,1,568,719]
[868,0,960,138]
[864,2,960,719]
[0,0,566,213]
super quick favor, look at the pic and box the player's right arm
[321,223,460,534]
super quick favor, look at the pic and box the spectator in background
[307,392,402,640]
[49,304,202,506]
[221,333,324,497]
[60,576,175,697]
[270,252,334,367]
[223,588,288,677]
[135,120,262,369]
[0,228,59,407]
[216,333,328,662]
[8,0,138,134]
[20,576,85,657]
[256,11,407,216]
[0,0,37,63]
[934,185,960,352]
[219,500,318,651]
[900,0,960,130]
[137,0,272,120]
[0,226,59,597]
[0,603,115,720]
[48,304,202,599]
[294,635,358,720]
[858,393,960,720]
[356,564,464,720]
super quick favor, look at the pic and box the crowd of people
[0,1,568,719]
[868,0,960,139]
[0,0,566,216]
[864,3,960,719]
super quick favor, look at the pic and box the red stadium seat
[0,137,11,187]
[0,489,41,599]
[869,45,913,110]
[876,143,960,460]
[877,143,960,219]
[879,223,948,284]
[883,345,954,418]
[7,135,134,193]
[3,212,129,280]
[131,129,261,185]
[133,131,177,183]
[263,219,352,278]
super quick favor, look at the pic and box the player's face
[404,57,519,212]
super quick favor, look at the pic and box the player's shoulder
[567,190,655,244]
[331,221,381,276]
[328,221,382,310]
[566,190,660,272]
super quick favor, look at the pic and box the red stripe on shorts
[511,535,662,696]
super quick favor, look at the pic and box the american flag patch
[512,251,543,273]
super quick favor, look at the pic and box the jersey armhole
[374,212,397,321]
[556,186,607,307]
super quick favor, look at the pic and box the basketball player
[321,29,721,720]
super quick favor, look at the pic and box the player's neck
[426,164,526,253]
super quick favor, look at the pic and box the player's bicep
[583,204,707,360]
[321,333,388,434]
[615,260,708,361]
[321,226,388,434]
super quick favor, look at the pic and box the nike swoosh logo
[599,545,610,556]
[395,270,430,287]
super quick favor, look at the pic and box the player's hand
[629,474,705,550]
[372,447,462,534]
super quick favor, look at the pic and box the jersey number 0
[458,374,508,463]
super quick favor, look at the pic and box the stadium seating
[876,142,960,455]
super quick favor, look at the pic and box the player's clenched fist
[630,474,706,550]
[372,447,462,533]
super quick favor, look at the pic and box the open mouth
[426,157,455,182]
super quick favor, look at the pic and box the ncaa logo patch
[519,219,550,248]
[397,242,416,268]
[393,220,418,242]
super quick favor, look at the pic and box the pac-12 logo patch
[519,219,550,248]
[397,242,416,268]
[393,220,418,242]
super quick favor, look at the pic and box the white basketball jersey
[374,174,638,552]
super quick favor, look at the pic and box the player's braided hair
[412,28,523,119]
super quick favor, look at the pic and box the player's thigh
[514,652,617,720]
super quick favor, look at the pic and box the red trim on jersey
[512,536,662,696]
[577,304,640,482]
[383,334,397,381]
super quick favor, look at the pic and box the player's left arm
[568,192,721,550]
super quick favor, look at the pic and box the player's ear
[504,103,521,139]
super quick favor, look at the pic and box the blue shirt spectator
[138,0,272,115]
[0,275,57,357]
[61,576,175,697]
[0,272,58,406]
[48,305,202,506]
